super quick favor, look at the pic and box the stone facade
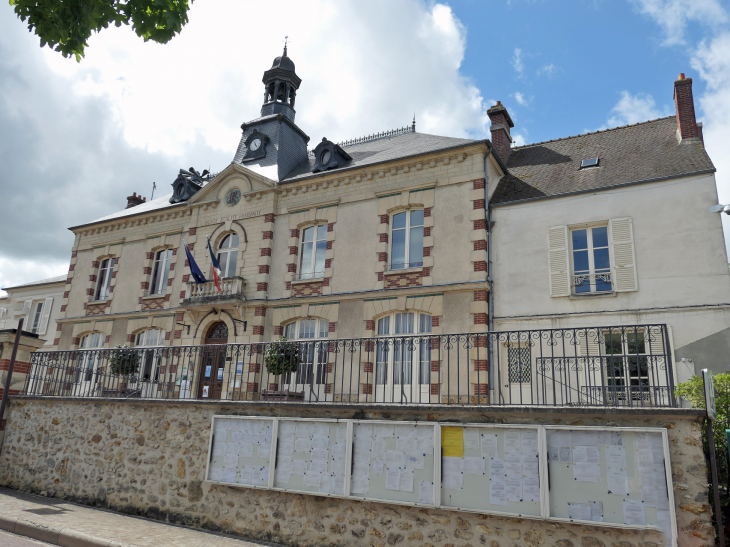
[0,397,712,547]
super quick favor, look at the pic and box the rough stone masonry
[0,398,714,547]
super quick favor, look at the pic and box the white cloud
[512,133,527,147]
[606,91,669,126]
[537,63,557,76]
[512,48,524,74]
[0,258,68,296]
[630,0,727,45]
[512,91,530,106]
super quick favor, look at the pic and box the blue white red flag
[207,237,222,293]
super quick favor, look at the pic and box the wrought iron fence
[22,324,676,407]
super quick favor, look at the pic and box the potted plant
[107,344,140,395]
[263,337,302,400]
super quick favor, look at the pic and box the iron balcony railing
[21,324,677,407]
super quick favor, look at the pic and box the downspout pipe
[484,148,496,402]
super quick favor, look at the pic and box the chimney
[487,101,515,164]
[126,192,145,209]
[673,73,701,143]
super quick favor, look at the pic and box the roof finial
[283,35,288,56]
[412,113,416,132]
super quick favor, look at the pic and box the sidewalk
[0,487,271,547]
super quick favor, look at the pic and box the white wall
[0,281,66,349]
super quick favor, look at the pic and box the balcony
[21,324,678,408]
[182,276,245,305]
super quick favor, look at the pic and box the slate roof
[491,116,715,205]
[282,131,479,182]
[3,274,67,291]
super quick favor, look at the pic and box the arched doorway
[198,321,229,399]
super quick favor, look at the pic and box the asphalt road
[0,530,54,547]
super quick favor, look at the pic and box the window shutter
[547,226,571,297]
[609,217,638,292]
[38,297,54,335]
[578,329,602,357]
[23,300,33,330]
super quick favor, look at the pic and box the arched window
[135,328,165,382]
[375,312,432,401]
[76,331,104,386]
[283,318,329,387]
[94,258,115,300]
[299,225,327,280]
[390,210,424,270]
[217,234,239,278]
[150,249,173,295]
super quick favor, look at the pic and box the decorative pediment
[184,163,277,208]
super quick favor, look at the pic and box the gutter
[484,148,496,403]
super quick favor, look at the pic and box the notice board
[440,425,542,516]
[206,416,274,487]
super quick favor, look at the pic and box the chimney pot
[673,73,700,142]
[126,193,145,209]
[678,73,685,80]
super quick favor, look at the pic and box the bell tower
[233,42,310,181]
[260,41,301,122]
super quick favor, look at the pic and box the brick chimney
[126,192,146,209]
[487,101,514,164]
[673,73,702,143]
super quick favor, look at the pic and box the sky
[1,0,730,293]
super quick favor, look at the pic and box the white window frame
[216,233,239,279]
[375,312,432,387]
[94,258,115,301]
[298,224,327,280]
[150,249,173,295]
[30,301,44,334]
[135,328,166,383]
[569,224,612,294]
[389,209,424,270]
[283,318,329,386]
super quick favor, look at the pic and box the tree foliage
[108,344,140,376]
[265,338,299,378]
[9,0,193,61]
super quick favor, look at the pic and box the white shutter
[38,297,54,335]
[547,226,571,297]
[578,329,602,357]
[609,217,638,292]
[23,300,33,330]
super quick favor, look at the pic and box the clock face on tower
[241,130,270,163]
[249,139,261,151]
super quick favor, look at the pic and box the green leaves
[264,338,299,378]
[9,0,192,61]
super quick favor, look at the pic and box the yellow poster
[441,426,464,458]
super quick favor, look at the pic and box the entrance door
[375,313,431,403]
[199,322,228,399]
[73,332,104,396]
[499,343,534,405]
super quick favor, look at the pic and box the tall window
[376,312,432,386]
[94,258,115,301]
[150,249,173,295]
[135,328,165,382]
[217,234,239,278]
[299,225,327,280]
[571,226,611,293]
[391,210,424,270]
[77,332,104,383]
[283,318,328,386]
[604,330,649,391]
[30,301,44,334]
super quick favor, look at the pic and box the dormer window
[580,158,600,169]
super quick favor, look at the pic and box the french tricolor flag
[206,237,222,293]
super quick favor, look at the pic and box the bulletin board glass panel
[440,426,542,516]
[273,419,349,496]
[207,417,274,487]
[547,428,673,545]
[349,421,437,506]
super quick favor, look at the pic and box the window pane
[573,250,589,273]
[315,240,326,275]
[160,254,171,289]
[410,209,424,227]
[217,252,228,276]
[378,316,390,335]
[376,341,388,385]
[391,229,406,268]
[284,323,296,339]
[627,332,645,354]
[135,332,143,346]
[300,241,313,277]
[319,320,328,338]
[317,224,328,241]
[419,314,432,333]
[593,248,610,270]
[393,212,406,229]
[300,319,315,339]
[572,229,588,250]
[227,251,237,278]
[302,226,314,243]
[220,235,229,249]
[592,226,608,248]
[230,233,239,248]
[409,225,423,266]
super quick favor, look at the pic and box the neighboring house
[39,48,728,404]
[0,275,66,349]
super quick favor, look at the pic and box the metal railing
[21,324,676,407]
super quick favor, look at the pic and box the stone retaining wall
[0,397,713,547]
